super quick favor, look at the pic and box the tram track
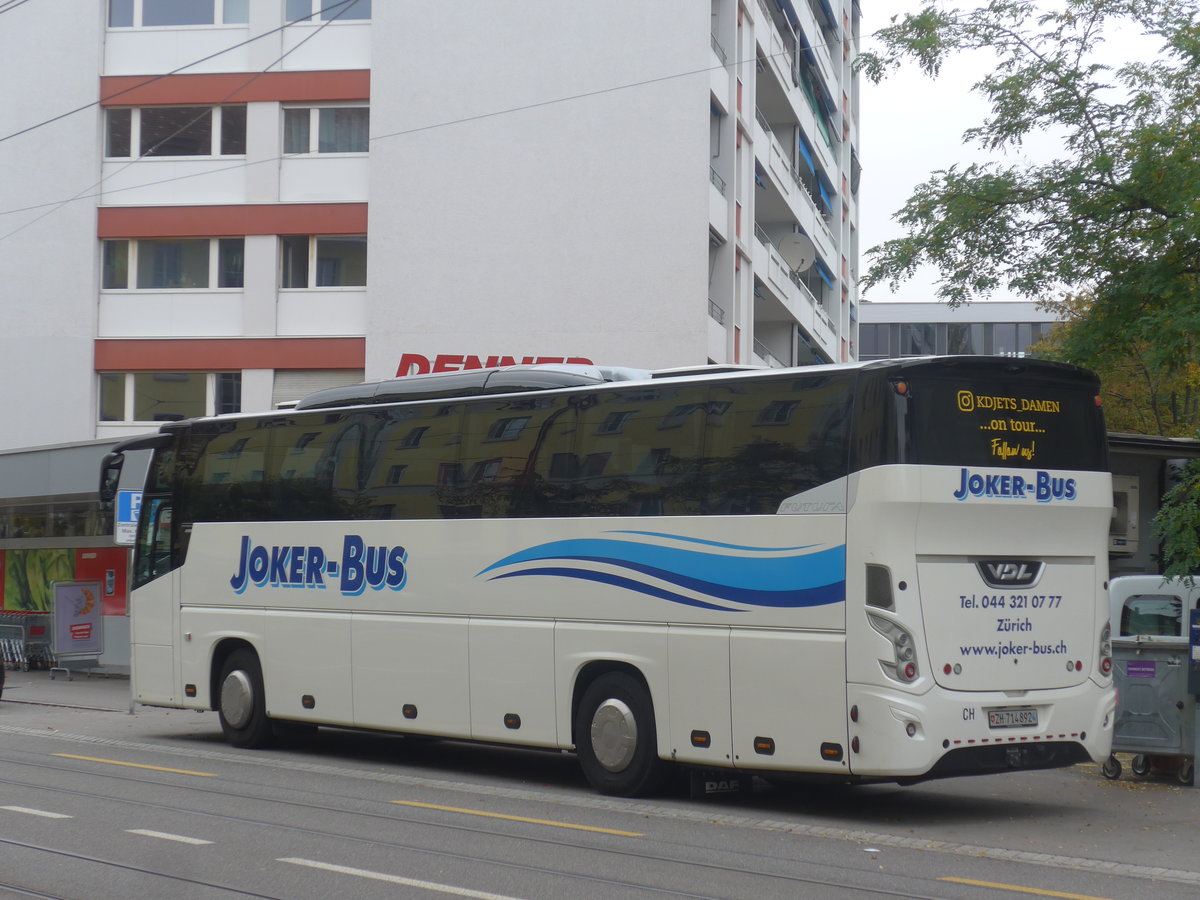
[0,749,968,900]
[1,722,1196,896]
[0,836,286,899]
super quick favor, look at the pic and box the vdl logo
[230,535,408,596]
[977,559,1043,589]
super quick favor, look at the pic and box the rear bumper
[846,680,1116,780]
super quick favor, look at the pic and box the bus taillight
[1098,622,1113,676]
[868,612,920,684]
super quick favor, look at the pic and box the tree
[859,2,1200,577]
[1033,292,1200,435]
[858,1,1200,372]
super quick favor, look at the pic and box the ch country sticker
[230,535,407,596]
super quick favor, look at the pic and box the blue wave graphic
[479,533,845,611]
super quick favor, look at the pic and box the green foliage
[1033,292,1200,435]
[1153,459,1200,582]
[860,2,1200,573]
[858,1,1200,368]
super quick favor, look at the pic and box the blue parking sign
[116,490,142,544]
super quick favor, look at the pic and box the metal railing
[708,299,726,325]
[711,33,727,64]
[709,166,727,195]
[755,107,771,135]
[753,338,784,368]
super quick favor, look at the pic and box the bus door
[130,496,181,706]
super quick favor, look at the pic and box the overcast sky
[855,3,1163,304]
[857,3,1016,303]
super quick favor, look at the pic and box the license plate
[988,707,1038,729]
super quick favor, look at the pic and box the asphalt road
[0,679,1197,899]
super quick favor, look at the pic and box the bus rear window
[902,367,1107,471]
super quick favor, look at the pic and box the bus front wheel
[575,672,665,797]
[217,650,273,749]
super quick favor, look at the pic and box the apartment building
[0,0,860,454]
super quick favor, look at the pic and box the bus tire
[575,672,665,797]
[217,650,274,749]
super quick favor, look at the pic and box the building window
[104,106,246,158]
[280,235,367,288]
[285,0,371,22]
[857,323,889,359]
[946,323,985,355]
[900,323,936,356]
[992,323,1019,356]
[108,0,249,27]
[283,106,369,154]
[99,372,242,423]
[101,238,244,290]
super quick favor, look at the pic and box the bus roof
[138,355,1097,436]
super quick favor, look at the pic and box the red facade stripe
[99,70,370,106]
[94,338,365,371]
[98,203,368,237]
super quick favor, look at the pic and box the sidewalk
[2,666,132,712]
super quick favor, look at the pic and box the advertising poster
[1,548,128,615]
[52,581,104,659]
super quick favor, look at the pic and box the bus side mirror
[99,452,124,510]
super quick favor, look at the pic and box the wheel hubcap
[591,698,637,772]
[220,669,253,729]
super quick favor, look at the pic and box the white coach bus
[101,357,1116,795]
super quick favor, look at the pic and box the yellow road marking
[391,800,643,837]
[939,877,1116,900]
[53,753,217,777]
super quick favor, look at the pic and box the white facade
[0,0,860,453]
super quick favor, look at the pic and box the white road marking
[5,724,1198,890]
[279,857,528,899]
[1,805,72,819]
[126,828,213,845]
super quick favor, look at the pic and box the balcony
[708,298,727,325]
[752,118,836,261]
[753,337,786,368]
[711,33,728,65]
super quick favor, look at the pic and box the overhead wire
[0,5,857,228]
[0,0,361,241]
[0,0,35,16]
[0,0,361,146]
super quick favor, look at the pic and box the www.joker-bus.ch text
[229,536,408,595]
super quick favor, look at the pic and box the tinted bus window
[458,395,559,518]
[703,373,852,513]
[179,413,365,523]
[362,403,465,519]
[853,360,1107,473]
[903,366,1106,471]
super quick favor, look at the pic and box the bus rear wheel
[575,672,666,797]
[217,650,273,749]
